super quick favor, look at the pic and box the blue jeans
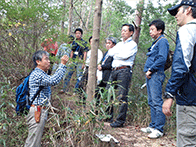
[146,71,165,133]
[63,63,83,92]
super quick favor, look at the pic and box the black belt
[112,66,131,71]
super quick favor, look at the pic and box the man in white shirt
[106,24,138,128]
[78,36,103,103]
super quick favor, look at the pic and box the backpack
[164,49,174,71]
[151,37,174,71]
[15,72,44,115]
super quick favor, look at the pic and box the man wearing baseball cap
[162,0,196,146]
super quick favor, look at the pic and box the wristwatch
[164,92,174,100]
[148,68,152,72]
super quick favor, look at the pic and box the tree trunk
[132,0,144,44]
[79,3,86,28]
[84,0,93,33]
[61,0,66,33]
[86,0,103,109]
[67,0,73,35]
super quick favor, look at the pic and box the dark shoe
[110,122,123,128]
[104,118,113,123]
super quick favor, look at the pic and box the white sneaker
[148,129,163,139]
[140,127,154,133]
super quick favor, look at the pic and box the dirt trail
[101,122,176,147]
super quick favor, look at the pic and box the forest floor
[100,122,176,147]
[54,90,176,147]
[52,77,176,147]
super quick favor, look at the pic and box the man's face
[106,40,115,50]
[89,38,92,46]
[175,6,187,27]
[37,54,50,72]
[75,31,82,40]
[149,25,162,40]
[121,26,133,42]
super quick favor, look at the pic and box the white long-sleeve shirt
[108,37,137,68]
[85,49,103,66]
[85,49,103,84]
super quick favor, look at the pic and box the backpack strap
[154,37,164,45]
[29,86,44,106]
[148,37,164,52]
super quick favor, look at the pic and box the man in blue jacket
[162,0,196,146]
[141,19,169,139]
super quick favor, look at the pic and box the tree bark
[61,0,66,33]
[84,0,94,33]
[132,0,144,44]
[86,0,103,109]
[67,0,73,35]
[73,7,88,31]
[79,2,86,28]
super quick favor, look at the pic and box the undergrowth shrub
[0,61,177,147]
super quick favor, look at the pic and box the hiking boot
[148,129,163,139]
[140,127,154,133]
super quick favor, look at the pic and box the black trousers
[106,68,132,124]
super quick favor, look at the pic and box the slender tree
[61,0,66,33]
[86,0,103,108]
[67,0,73,35]
[132,0,144,44]
[84,0,94,33]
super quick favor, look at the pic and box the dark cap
[106,37,117,45]
[168,0,196,16]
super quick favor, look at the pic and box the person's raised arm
[61,55,69,65]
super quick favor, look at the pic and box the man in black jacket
[96,37,116,120]
[98,37,116,87]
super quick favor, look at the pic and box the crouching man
[25,50,69,147]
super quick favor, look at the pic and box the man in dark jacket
[96,37,116,117]
[63,28,89,94]
[162,0,196,146]
[98,37,116,87]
